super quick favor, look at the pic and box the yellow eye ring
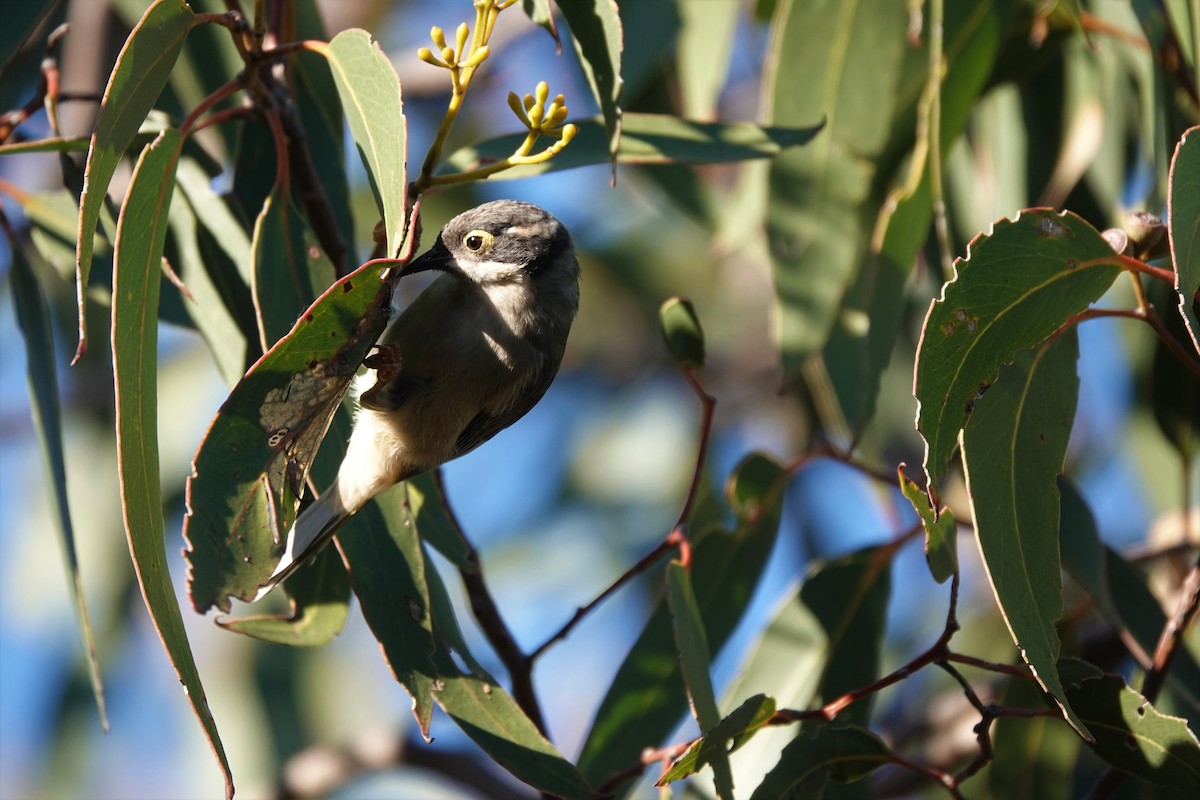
[463,230,494,253]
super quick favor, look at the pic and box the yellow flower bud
[430,26,447,50]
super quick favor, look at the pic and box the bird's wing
[451,362,556,458]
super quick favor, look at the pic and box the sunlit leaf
[0,137,90,155]
[110,127,233,798]
[961,331,1090,739]
[442,113,824,179]
[1060,659,1200,792]
[216,545,349,646]
[76,0,195,360]
[323,29,406,257]
[916,209,1122,494]
[660,694,776,785]
[899,465,957,584]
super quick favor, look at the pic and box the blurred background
[1,0,1196,798]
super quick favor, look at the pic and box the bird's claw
[360,343,403,409]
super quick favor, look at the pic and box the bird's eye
[463,230,493,253]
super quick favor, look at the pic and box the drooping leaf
[441,113,824,179]
[519,0,560,47]
[665,561,732,797]
[183,205,416,615]
[577,454,787,789]
[961,330,1090,739]
[1167,125,1200,352]
[427,653,600,799]
[75,0,195,360]
[110,127,233,799]
[406,471,472,570]
[323,29,406,257]
[250,188,333,351]
[749,724,893,800]
[556,0,623,167]
[916,209,1122,494]
[659,296,705,369]
[899,465,957,584]
[676,0,738,120]
[1059,659,1200,793]
[216,544,350,646]
[291,22,356,273]
[660,694,777,785]
[819,0,1008,437]
[765,0,908,380]
[4,218,107,730]
[170,156,255,384]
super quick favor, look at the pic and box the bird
[255,200,580,600]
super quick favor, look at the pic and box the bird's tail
[253,482,351,601]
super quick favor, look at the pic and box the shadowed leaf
[76,0,195,360]
[660,296,705,369]
[750,724,892,800]
[110,127,233,798]
[442,113,824,179]
[557,0,623,168]
[962,331,1090,739]
[1167,125,1200,352]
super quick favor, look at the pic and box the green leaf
[557,0,623,167]
[5,221,108,731]
[441,113,825,179]
[216,544,350,646]
[916,209,1122,493]
[110,127,233,798]
[406,471,473,570]
[1059,477,1200,708]
[323,29,406,257]
[250,188,333,350]
[660,695,777,785]
[519,0,561,47]
[749,724,892,800]
[990,674,1081,798]
[1059,659,1200,792]
[0,136,90,155]
[1168,125,1200,352]
[961,330,1090,740]
[336,460,439,735]
[666,561,732,797]
[659,296,706,369]
[427,656,600,799]
[170,157,254,385]
[75,0,195,360]
[899,465,957,584]
[819,0,1007,437]
[183,243,410,614]
[765,0,908,379]
[577,453,787,789]
[676,0,738,119]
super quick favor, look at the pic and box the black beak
[399,237,455,277]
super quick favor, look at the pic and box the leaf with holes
[184,206,416,615]
[916,209,1122,494]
